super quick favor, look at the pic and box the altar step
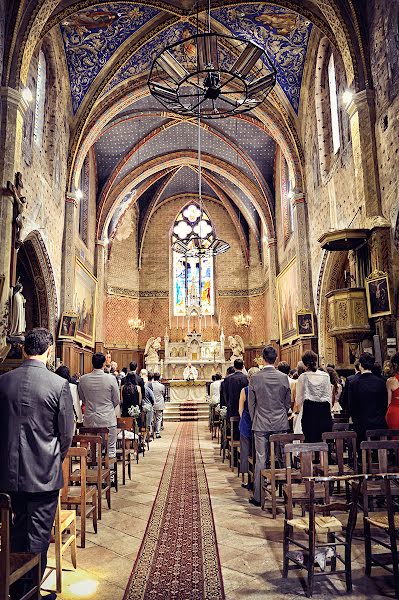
[163,400,209,422]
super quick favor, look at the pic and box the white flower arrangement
[214,404,221,414]
[128,405,141,418]
[219,406,227,420]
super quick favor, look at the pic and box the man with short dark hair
[0,328,75,600]
[340,359,360,413]
[79,352,120,457]
[248,345,291,506]
[223,359,248,421]
[129,360,145,399]
[349,352,387,445]
[220,365,235,409]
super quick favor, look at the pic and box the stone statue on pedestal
[144,336,162,372]
[228,334,244,362]
[9,280,26,338]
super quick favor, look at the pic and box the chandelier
[128,318,145,333]
[148,32,277,119]
[233,313,252,328]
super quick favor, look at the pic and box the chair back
[230,416,240,441]
[366,429,399,441]
[117,417,134,431]
[284,442,329,518]
[77,427,110,468]
[0,493,11,590]
[332,422,351,431]
[269,433,304,471]
[61,446,88,502]
[361,440,399,474]
[322,431,358,474]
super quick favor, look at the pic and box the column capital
[346,89,375,118]
[292,192,306,208]
[0,87,29,115]
[268,237,277,248]
[65,194,78,208]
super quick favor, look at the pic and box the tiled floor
[45,422,395,600]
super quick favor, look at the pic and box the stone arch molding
[20,230,58,334]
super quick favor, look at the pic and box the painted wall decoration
[276,257,299,345]
[74,258,97,347]
[212,3,312,113]
[60,3,160,112]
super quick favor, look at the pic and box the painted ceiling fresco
[60,2,312,113]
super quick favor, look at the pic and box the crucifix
[6,172,27,286]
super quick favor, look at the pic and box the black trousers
[9,489,59,599]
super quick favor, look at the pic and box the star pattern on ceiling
[59,2,312,114]
[159,167,217,203]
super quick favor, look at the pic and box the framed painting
[296,310,315,337]
[74,258,97,347]
[58,312,79,340]
[276,257,299,345]
[365,270,391,318]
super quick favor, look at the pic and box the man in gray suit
[78,352,120,457]
[0,328,75,600]
[248,345,291,506]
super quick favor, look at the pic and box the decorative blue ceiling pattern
[113,120,256,187]
[94,115,168,191]
[212,3,312,113]
[60,3,159,112]
[158,167,217,202]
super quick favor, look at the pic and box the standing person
[56,364,83,424]
[349,352,388,445]
[0,328,75,600]
[121,373,142,417]
[238,367,259,488]
[223,359,249,420]
[209,372,222,404]
[220,365,235,408]
[340,360,360,413]
[386,352,399,429]
[129,361,145,400]
[248,346,291,506]
[152,372,165,438]
[295,350,332,443]
[143,372,155,437]
[78,353,120,457]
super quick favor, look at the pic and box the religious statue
[183,361,198,381]
[144,336,162,370]
[228,334,244,361]
[9,280,26,337]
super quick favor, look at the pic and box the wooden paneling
[56,341,93,376]
[280,339,317,369]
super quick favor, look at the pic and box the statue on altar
[144,336,162,370]
[228,334,244,362]
[183,361,198,381]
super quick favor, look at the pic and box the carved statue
[9,280,26,337]
[228,334,244,361]
[144,336,162,366]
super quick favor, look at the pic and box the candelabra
[128,318,145,333]
[233,313,252,328]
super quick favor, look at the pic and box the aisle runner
[123,422,225,600]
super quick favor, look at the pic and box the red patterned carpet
[123,422,225,600]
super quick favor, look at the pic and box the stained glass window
[172,204,215,316]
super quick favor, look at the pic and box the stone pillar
[346,90,382,218]
[62,194,77,311]
[292,192,313,311]
[0,88,28,320]
[267,238,279,342]
[95,239,106,346]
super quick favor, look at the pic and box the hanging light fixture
[233,313,252,328]
[148,2,277,119]
[128,318,145,333]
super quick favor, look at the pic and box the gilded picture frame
[365,270,391,318]
[276,257,299,345]
[58,312,79,340]
[296,310,315,337]
[74,258,97,347]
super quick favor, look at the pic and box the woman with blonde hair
[238,366,259,488]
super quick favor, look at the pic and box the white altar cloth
[169,380,207,403]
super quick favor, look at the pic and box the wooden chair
[61,446,97,548]
[117,417,135,485]
[0,493,41,600]
[361,441,399,508]
[283,474,361,598]
[73,433,111,520]
[42,496,77,593]
[283,442,330,520]
[321,431,357,498]
[332,422,351,432]
[220,416,230,463]
[78,425,118,486]
[228,416,240,470]
[260,433,304,518]
[366,430,399,471]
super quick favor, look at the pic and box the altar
[163,329,228,380]
[169,380,207,403]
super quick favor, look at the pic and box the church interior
[1,0,399,598]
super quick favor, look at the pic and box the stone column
[0,88,28,318]
[267,238,279,342]
[346,90,382,218]
[95,239,106,346]
[292,192,313,311]
[62,194,77,311]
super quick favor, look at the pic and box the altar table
[169,380,207,403]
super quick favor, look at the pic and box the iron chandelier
[148,32,277,119]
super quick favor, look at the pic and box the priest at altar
[183,362,198,381]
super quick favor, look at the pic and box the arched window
[33,50,46,147]
[172,204,215,316]
[327,54,340,154]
